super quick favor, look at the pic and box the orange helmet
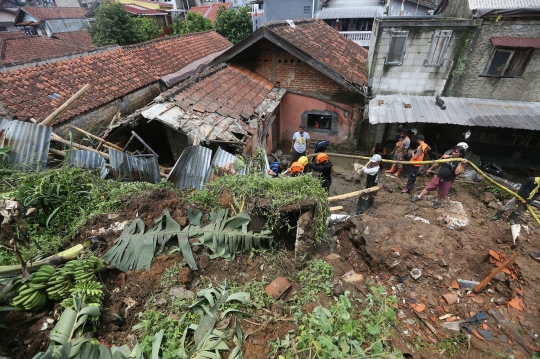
[290,162,305,174]
[315,153,329,164]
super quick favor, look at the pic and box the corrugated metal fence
[0,119,51,171]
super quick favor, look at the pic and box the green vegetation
[0,166,171,265]
[88,1,160,47]
[190,174,330,242]
[271,287,401,358]
[215,6,253,44]
[436,334,467,357]
[484,185,513,201]
[294,259,334,305]
[171,11,213,35]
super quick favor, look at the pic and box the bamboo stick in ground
[329,206,343,211]
[40,84,92,127]
[328,186,379,203]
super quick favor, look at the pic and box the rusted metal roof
[368,95,540,131]
[108,149,160,183]
[65,149,108,179]
[491,37,540,48]
[166,146,212,190]
[0,119,51,171]
[207,147,246,180]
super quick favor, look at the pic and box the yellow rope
[323,152,540,227]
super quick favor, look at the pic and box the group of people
[268,124,333,192]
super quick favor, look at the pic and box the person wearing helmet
[425,142,468,173]
[290,124,311,162]
[314,140,330,153]
[307,153,333,192]
[388,128,410,177]
[289,161,305,177]
[268,159,289,177]
[402,134,430,194]
[353,154,382,215]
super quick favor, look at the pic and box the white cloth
[293,131,310,153]
[363,165,380,176]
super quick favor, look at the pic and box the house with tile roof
[14,7,91,37]
[207,18,368,151]
[0,0,18,32]
[0,31,232,137]
[190,2,232,21]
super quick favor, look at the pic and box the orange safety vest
[411,143,428,167]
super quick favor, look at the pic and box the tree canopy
[171,11,213,35]
[215,6,252,44]
[88,1,160,47]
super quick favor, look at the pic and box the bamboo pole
[329,206,343,211]
[473,252,518,293]
[328,186,379,203]
[50,133,110,160]
[68,125,123,151]
[40,84,92,127]
[323,152,540,226]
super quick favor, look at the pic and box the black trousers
[406,166,420,191]
[291,149,305,162]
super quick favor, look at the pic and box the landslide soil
[2,167,540,359]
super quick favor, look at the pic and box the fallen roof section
[0,31,232,124]
[0,119,51,171]
[210,18,368,94]
[368,95,540,131]
[166,145,212,190]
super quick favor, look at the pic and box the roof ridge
[121,30,218,50]
[262,18,320,28]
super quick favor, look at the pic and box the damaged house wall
[444,19,540,102]
[367,18,472,96]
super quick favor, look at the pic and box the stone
[169,287,195,299]
[177,267,194,285]
[479,192,497,204]
[410,247,424,256]
[115,273,126,286]
[443,292,458,305]
[487,201,499,209]
[439,259,448,267]
[492,271,506,282]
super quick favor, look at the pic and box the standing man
[353,154,382,215]
[387,128,410,177]
[402,134,430,194]
[290,124,310,162]
[492,177,540,224]
[306,153,333,192]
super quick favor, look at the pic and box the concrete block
[399,72,411,79]
[413,58,426,66]
[407,45,419,53]
[401,65,413,72]
[418,45,431,53]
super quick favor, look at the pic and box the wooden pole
[328,186,379,203]
[40,84,92,127]
[473,252,518,293]
[68,125,123,151]
[50,133,109,160]
[329,206,343,211]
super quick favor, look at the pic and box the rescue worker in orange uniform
[402,134,430,194]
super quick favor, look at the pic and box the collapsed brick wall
[54,82,163,137]
[238,39,349,94]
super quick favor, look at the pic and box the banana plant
[103,208,274,273]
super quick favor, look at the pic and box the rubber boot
[353,197,368,216]
[367,196,374,209]
[507,212,519,225]
[386,164,397,174]
[394,167,403,177]
[492,210,505,221]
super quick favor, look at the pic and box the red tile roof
[190,5,211,17]
[21,7,89,20]
[263,19,368,88]
[51,31,95,48]
[0,31,232,124]
[121,4,167,16]
[172,63,274,120]
[122,0,173,8]
[205,2,231,21]
[0,31,26,40]
[1,35,93,65]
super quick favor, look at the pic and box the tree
[132,17,161,42]
[88,1,157,47]
[215,6,252,44]
[171,11,213,35]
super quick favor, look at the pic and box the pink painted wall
[277,93,356,149]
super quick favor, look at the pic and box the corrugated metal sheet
[0,119,51,171]
[109,149,160,183]
[368,95,540,131]
[167,146,212,190]
[315,6,383,19]
[66,150,108,179]
[469,0,540,9]
[491,37,540,48]
[206,147,246,182]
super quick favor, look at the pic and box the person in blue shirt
[268,159,288,177]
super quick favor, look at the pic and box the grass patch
[188,174,330,242]
[293,259,334,305]
[0,166,173,265]
[484,185,513,201]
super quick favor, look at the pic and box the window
[385,31,408,65]
[482,47,533,78]
[0,27,8,32]
[307,114,332,130]
[425,30,452,66]
[304,5,311,15]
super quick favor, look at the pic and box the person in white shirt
[290,124,310,162]
[353,154,382,215]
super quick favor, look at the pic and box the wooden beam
[40,84,92,127]
[50,132,109,160]
[328,187,379,203]
[68,125,123,151]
